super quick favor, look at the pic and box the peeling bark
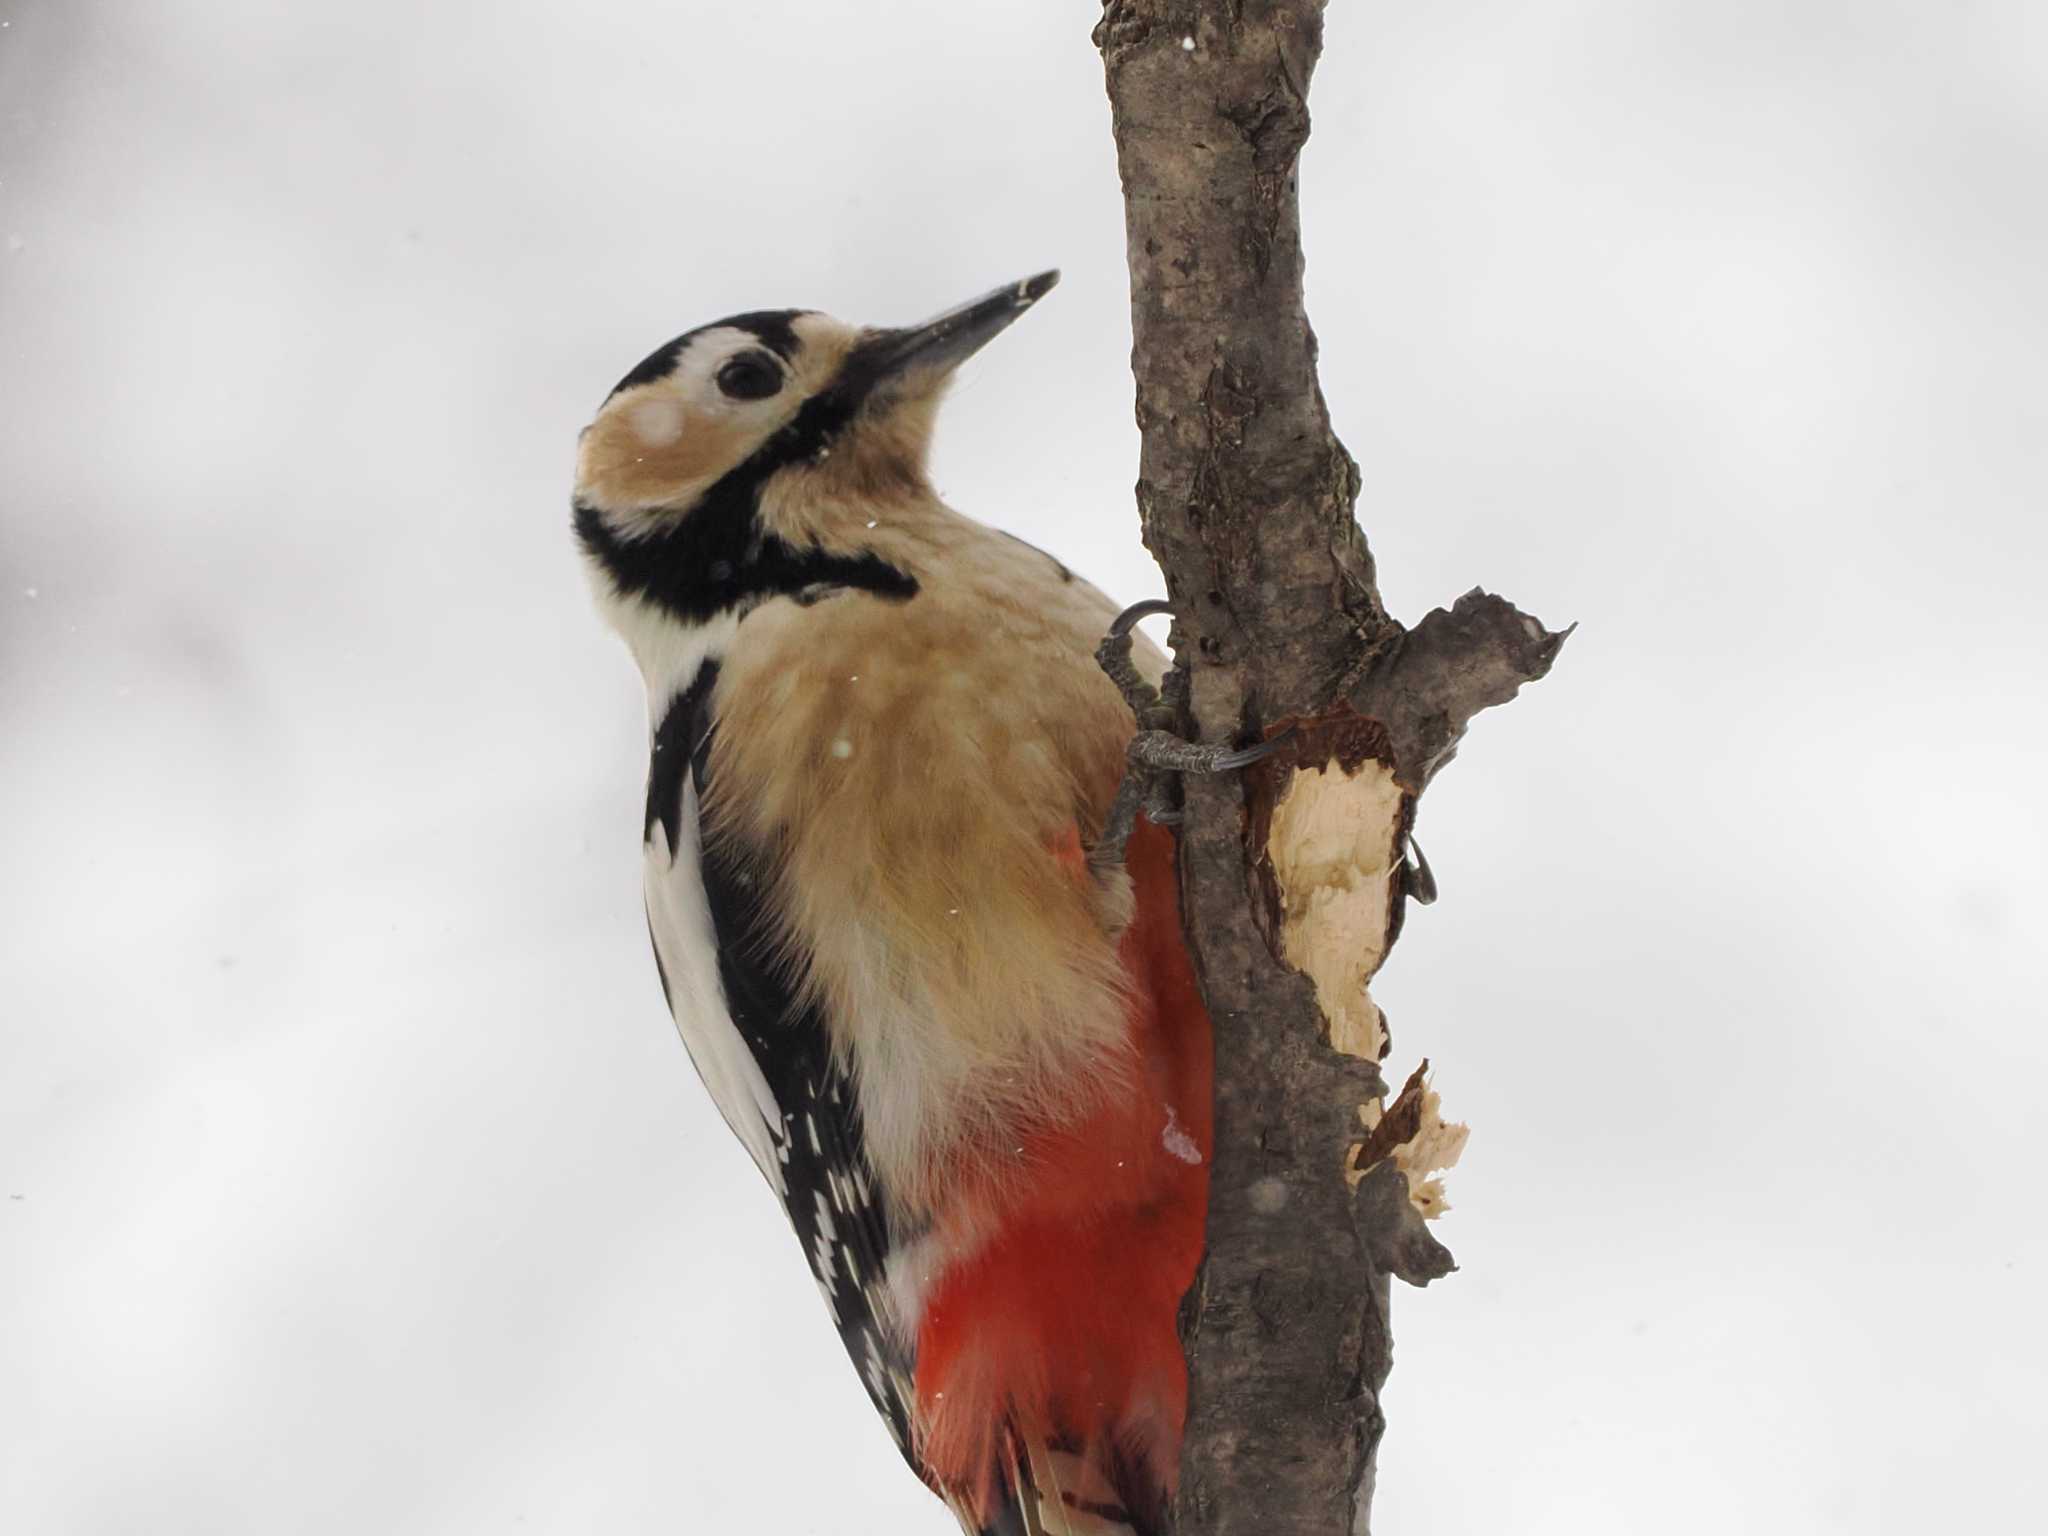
[1094,4,1567,1531]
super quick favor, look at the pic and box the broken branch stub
[1354,588,1575,794]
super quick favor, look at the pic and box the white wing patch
[643,780,787,1193]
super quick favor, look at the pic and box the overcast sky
[3,1,2044,1532]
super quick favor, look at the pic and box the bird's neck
[575,472,912,699]
[589,578,737,721]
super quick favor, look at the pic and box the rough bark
[1094,4,1568,1532]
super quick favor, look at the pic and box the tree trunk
[1093,4,1569,1531]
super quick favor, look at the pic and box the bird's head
[573,271,1058,630]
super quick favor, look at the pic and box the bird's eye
[715,351,783,401]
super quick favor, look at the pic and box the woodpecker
[573,272,1212,1536]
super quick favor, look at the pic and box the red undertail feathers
[913,819,1212,1535]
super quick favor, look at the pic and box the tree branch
[1095,4,1567,1531]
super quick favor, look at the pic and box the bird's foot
[1089,599,1290,874]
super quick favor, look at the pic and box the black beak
[863,270,1060,386]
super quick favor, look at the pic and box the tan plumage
[715,465,1149,1212]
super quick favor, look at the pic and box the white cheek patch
[627,396,686,446]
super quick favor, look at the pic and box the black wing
[652,662,920,1467]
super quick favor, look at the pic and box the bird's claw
[1107,598,1175,639]
[1095,599,1178,727]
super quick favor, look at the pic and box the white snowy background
[4,1,2044,1531]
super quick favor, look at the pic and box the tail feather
[955,1432,1160,1536]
